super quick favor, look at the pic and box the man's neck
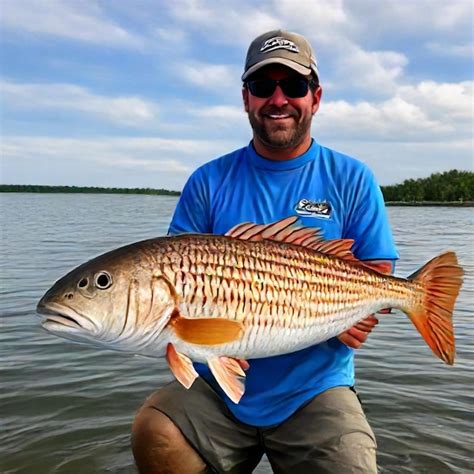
[252,136,312,161]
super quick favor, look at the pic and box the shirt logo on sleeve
[295,199,332,219]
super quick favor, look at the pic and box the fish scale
[160,235,406,335]
[37,217,463,404]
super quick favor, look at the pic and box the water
[1,194,472,473]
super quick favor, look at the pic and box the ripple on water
[1,196,472,474]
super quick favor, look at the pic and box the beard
[248,107,312,149]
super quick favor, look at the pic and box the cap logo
[260,36,299,54]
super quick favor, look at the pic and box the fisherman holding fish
[131,30,397,473]
[37,30,463,474]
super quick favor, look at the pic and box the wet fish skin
[37,217,464,403]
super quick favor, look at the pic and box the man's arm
[337,259,394,349]
[168,167,211,235]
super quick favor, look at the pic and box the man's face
[243,65,322,151]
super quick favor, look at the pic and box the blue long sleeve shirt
[169,140,398,427]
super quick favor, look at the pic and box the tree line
[0,184,180,196]
[381,169,473,203]
[1,169,472,203]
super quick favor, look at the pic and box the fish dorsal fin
[225,216,358,262]
[308,239,358,262]
[226,216,321,243]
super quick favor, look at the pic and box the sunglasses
[246,77,311,99]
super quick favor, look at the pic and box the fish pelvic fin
[166,343,198,389]
[208,356,246,404]
[406,251,463,365]
[171,316,243,345]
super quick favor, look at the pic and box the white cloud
[153,26,187,44]
[317,97,443,140]
[425,41,474,59]
[398,81,473,122]
[273,0,350,45]
[316,80,473,142]
[342,0,473,37]
[1,0,144,47]
[329,138,473,185]
[189,105,245,121]
[332,45,408,95]
[0,135,244,188]
[168,0,411,96]
[180,62,240,90]
[1,136,237,172]
[1,80,157,126]
[168,0,281,44]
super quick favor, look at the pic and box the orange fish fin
[225,217,360,262]
[307,239,358,262]
[166,343,198,389]
[360,260,394,274]
[226,216,319,242]
[208,356,246,404]
[405,251,463,365]
[171,316,243,345]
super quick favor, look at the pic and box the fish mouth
[37,302,96,332]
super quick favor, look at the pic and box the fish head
[37,243,177,351]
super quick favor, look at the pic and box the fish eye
[95,271,113,290]
[78,278,89,289]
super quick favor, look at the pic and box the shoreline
[1,189,472,206]
[385,201,473,207]
[0,185,180,196]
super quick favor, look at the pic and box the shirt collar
[247,139,320,171]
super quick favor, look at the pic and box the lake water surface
[1,194,473,473]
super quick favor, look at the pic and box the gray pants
[143,379,377,473]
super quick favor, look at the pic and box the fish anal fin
[208,356,246,404]
[166,343,198,389]
[171,316,243,345]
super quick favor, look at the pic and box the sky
[1,0,473,190]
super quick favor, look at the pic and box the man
[132,30,398,473]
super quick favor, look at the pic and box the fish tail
[405,251,463,365]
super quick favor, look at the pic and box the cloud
[425,41,474,58]
[1,0,144,47]
[342,0,473,37]
[330,138,473,185]
[332,46,408,95]
[316,80,473,142]
[1,136,237,173]
[317,97,443,140]
[167,0,411,96]
[398,81,473,122]
[189,105,244,121]
[0,135,244,188]
[1,80,157,126]
[180,62,241,91]
[168,0,281,44]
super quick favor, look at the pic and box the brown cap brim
[241,57,312,81]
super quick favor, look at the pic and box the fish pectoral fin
[166,343,198,389]
[208,356,246,404]
[171,316,243,345]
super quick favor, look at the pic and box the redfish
[37,217,463,403]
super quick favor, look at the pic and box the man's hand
[337,315,379,349]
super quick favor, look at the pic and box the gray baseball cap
[242,30,319,82]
